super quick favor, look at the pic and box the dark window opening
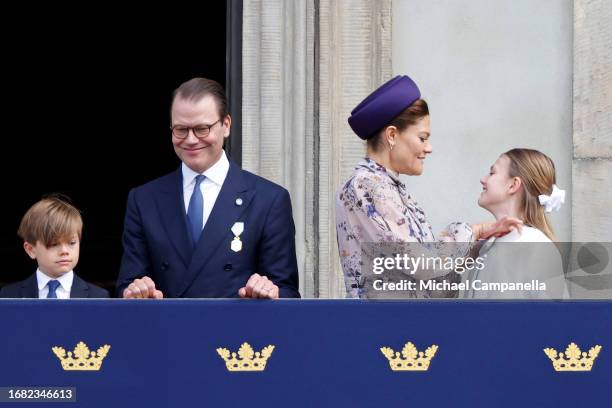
[0,2,239,295]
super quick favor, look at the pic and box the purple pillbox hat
[348,75,421,140]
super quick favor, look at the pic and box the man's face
[171,95,231,173]
[24,235,80,278]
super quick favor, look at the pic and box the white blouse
[463,226,569,299]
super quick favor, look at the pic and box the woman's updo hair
[504,148,557,241]
[367,99,429,151]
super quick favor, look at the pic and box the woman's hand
[472,216,523,240]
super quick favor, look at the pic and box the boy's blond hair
[17,196,83,247]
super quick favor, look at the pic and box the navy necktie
[187,175,205,246]
[47,280,60,299]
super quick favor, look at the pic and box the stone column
[242,0,392,297]
[242,0,315,296]
[317,0,392,297]
[569,0,612,297]
[572,0,612,241]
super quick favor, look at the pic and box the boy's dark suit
[0,273,109,298]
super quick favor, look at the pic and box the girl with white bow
[465,148,569,298]
[478,148,565,243]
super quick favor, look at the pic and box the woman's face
[478,155,514,210]
[390,115,432,175]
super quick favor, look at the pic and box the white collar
[36,269,74,291]
[491,226,552,243]
[182,150,230,188]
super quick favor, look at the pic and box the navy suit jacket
[116,160,300,298]
[0,273,109,298]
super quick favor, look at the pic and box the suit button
[161,262,169,271]
[224,264,233,271]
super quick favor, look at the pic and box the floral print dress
[336,158,474,298]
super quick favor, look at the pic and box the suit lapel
[155,167,193,268]
[70,275,89,298]
[20,274,39,298]
[176,161,253,296]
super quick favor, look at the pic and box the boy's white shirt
[36,269,73,299]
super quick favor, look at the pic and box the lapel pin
[235,198,243,206]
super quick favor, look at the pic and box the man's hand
[123,276,164,299]
[238,273,279,299]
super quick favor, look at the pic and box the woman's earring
[389,142,395,151]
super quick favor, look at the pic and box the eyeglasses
[171,119,221,139]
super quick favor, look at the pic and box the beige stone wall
[572,0,612,242]
[242,0,391,298]
[566,0,612,298]
[242,0,611,298]
[242,0,315,296]
[317,0,392,298]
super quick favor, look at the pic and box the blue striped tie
[187,175,205,246]
[47,280,60,299]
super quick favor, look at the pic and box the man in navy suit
[116,78,300,299]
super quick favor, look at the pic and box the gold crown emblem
[216,342,275,372]
[52,341,111,371]
[380,341,438,371]
[543,342,602,372]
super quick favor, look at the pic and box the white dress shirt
[37,269,73,299]
[182,150,230,230]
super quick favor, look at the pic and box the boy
[0,196,109,298]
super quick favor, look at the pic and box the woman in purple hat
[336,75,522,298]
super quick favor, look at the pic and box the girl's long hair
[504,148,557,241]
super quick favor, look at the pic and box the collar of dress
[357,157,406,189]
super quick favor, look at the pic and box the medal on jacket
[231,222,244,252]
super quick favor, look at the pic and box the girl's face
[478,155,515,211]
[389,115,432,176]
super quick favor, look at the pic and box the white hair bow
[538,184,565,213]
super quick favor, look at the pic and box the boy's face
[24,235,80,278]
